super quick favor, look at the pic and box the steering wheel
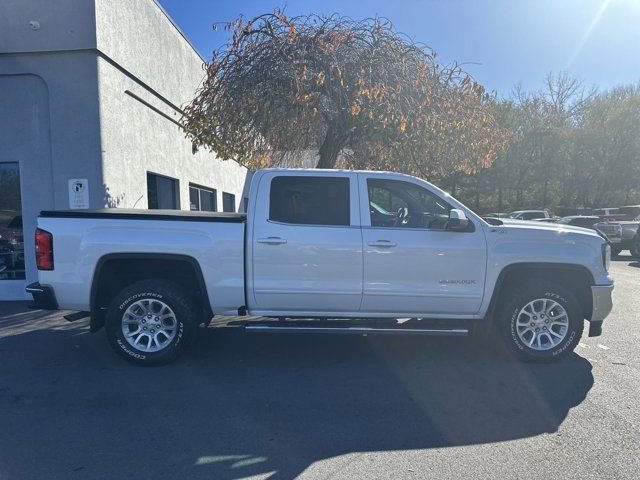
[396,207,409,226]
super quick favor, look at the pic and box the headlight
[602,243,611,272]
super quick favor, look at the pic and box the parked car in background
[594,221,623,250]
[617,205,640,221]
[485,212,510,218]
[557,216,626,247]
[555,207,593,217]
[509,210,551,220]
[633,230,640,258]
[558,216,602,229]
[593,207,625,222]
[532,217,560,223]
[596,221,640,257]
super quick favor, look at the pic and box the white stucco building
[0,0,250,300]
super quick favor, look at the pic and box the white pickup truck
[28,169,614,365]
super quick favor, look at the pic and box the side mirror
[447,209,470,231]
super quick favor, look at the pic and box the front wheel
[497,282,583,362]
[105,279,199,365]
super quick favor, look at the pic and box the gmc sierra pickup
[28,169,614,365]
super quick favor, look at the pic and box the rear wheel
[497,282,583,362]
[105,279,199,365]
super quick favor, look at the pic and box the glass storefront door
[0,163,25,280]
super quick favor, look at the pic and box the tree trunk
[317,121,348,169]
[450,173,459,197]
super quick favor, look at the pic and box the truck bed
[36,209,247,314]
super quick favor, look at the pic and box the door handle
[368,240,397,248]
[257,237,287,245]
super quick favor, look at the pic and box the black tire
[105,279,199,365]
[496,282,583,362]
[631,235,640,259]
[611,246,622,257]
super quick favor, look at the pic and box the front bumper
[25,282,58,310]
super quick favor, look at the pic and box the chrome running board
[244,325,469,336]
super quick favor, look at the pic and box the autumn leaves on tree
[182,11,510,178]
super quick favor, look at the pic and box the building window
[222,192,236,212]
[189,184,217,212]
[0,163,25,280]
[269,176,350,226]
[147,173,179,210]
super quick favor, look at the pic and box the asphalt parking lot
[1,256,638,480]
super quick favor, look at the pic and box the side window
[269,176,350,226]
[222,192,236,212]
[147,172,179,210]
[367,178,451,229]
[189,183,217,212]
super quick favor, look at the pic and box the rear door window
[269,176,350,226]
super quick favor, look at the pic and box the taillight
[35,228,54,270]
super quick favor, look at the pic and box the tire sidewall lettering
[116,338,146,360]
[116,293,182,357]
[509,291,575,356]
[118,292,163,312]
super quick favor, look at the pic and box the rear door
[250,172,362,313]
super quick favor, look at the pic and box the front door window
[367,178,451,229]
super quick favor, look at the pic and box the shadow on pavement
[0,305,593,480]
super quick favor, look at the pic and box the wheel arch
[482,262,594,332]
[90,253,213,332]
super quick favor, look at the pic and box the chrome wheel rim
[516,298,569,351]
[121,299,177,353]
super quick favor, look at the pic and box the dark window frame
[147,172,180,210]
[222,192,236,213]
[189,183,217,212]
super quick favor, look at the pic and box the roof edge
[149,0,206,63]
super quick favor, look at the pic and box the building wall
[0,0,250,300]
[94,0,204,106]
[97,56,248,211]
[94,0,248,211]
[0,0,96,53]
[0,51,103,297]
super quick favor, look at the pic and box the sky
[158,0,640,96]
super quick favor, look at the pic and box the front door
[359,174,486,315]
[250,172,363,313]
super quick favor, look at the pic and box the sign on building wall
[68,179,89,209]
